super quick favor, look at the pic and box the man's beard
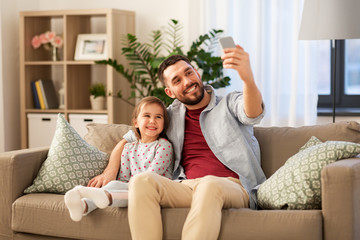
[177,83,205,106]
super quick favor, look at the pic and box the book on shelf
[39,79,59,109]
[34,80,46,109]
[32,79,59,109]
[31,81,41,109]
[38,80,49,109]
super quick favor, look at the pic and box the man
[89,45,266,240]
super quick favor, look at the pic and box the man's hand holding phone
[219,36,236,49]
[219,36,254,85]
[219,36,262,117]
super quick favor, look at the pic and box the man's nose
[183,76,194,86]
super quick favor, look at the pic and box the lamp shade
[299,0,360,40]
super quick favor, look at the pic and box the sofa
[1,121,360,240]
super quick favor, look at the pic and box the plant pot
[52,46,59,61]
[90,95,106,110]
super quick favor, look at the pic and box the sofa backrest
[254,121,360,178]
[84,121,360,179]
[84,123,132,154]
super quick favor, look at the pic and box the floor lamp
[298,0,360,123]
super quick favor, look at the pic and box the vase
[52,47,58,61]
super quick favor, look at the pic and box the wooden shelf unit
[19,9,135,148]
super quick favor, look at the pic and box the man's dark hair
[158,55,192,86]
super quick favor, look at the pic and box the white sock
[64,186,86,222]
[77,186,110,209]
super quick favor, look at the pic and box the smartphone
[219,36,236,49]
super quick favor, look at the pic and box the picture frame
[74,34,108,60]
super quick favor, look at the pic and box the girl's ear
[133,119,138,128]
[165,87,176,99]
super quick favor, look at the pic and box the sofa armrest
[321,158,360,240]
[0,147,48,239]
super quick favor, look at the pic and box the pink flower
[31,31,63,50]
[39,33,49,44]
[31,35,41,49]
[45,31,56,42]
[52,36,63,48]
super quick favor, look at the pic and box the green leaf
[89,83,106,98]
[171,19,178,25]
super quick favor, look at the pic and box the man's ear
[165,88,176,99]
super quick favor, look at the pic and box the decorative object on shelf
[31,31,63,61]
[96,19,228,106]
[299,0,360,123]
[58,83,65,109]
[74,34,108,61]
[89,82,107,110]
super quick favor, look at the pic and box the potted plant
[96,19,230,106]
[89,83,107,110]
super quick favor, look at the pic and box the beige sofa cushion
[12,194,132,240]
[12,194,322,240]
[254,121,360,177]
[84,123,132,154]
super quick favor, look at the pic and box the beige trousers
[128,172,249,240]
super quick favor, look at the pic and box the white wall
[0,0,4,152]
[0,0,39,152]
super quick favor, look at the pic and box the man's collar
[204,85,216,111]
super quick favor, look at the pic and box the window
[345,40,360,95]
[317,39,360,116]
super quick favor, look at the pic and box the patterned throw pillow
[257,137,360,210]
[24,114,109,194]
[298,136,323,152]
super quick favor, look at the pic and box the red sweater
[181,107,238,179]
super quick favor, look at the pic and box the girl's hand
[87,169,117,188]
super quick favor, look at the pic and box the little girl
[64,96,173,221]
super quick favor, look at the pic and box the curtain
[200,0,323,127]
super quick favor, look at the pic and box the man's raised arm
[221,45,263,118]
